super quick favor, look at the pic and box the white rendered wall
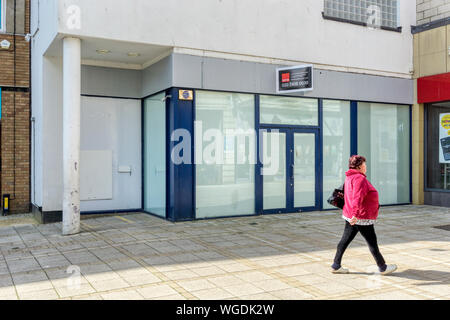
[42,57,63,212]
[56,0,416,77]
[30,0,60,210]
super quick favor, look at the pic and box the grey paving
[0,205,449,300]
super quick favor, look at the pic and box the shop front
[419,73,450,206]
[142,57,413,221]
[32,52,414,224]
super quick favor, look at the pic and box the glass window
[358,102,410,205]
[323,100,351,209]
[426,103,450,191]
[294,133,316,208]
[143,93,166,217]
[0,0,5,33]
[260,96,318,126]
[263,131,286,210]
[323,0,399,29]
[195,91,255,218]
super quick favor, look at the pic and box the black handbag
[327,184,345,209]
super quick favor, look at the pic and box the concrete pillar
[62,37,81,235]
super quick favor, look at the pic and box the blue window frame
[160,87,412,221]
[257,127,320,214]
[195,90,256,219]
[257,94,321,214]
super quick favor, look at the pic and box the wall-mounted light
[127,52,140,57]
[96,49,111,55]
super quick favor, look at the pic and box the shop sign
[179,90,194,101]
[439,113,450,163]
[276,64,313,93]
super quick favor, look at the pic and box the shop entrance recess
[260,128,320,214]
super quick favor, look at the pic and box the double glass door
[262,128,319,213]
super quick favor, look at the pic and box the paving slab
[0,205,449,300]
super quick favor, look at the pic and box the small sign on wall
[179,90,194,101]
[276,64,313,94]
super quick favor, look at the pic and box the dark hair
[349,155,366,169]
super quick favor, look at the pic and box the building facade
[414,0,450,207]
[30,0,416,228]
[0,0,30,214]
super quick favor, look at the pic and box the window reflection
[195,91,256,218]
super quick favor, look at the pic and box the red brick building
[0,0,30,214]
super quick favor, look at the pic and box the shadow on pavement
[390,269,450,286]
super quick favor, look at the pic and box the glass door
[143,93,167,218]
[262,129,287,211]
[262,128,319,213]
[293,131,317,209]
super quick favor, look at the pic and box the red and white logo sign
[281,72,290,83]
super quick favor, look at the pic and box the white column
[62,37,81,236]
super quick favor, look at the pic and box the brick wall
[0,0,30,214]
[1,91,30,213]
[417,0,450,25]
[0,35,30,87]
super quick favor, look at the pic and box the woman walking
[331,155,397,275]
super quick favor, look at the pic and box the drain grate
[434,225,450,231]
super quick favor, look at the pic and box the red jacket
[343,169,379,220]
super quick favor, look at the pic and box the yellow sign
[179,90,194,101]
[441,115,450,129]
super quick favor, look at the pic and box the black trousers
[332,221,387,271]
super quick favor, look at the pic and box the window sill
[322,12,402,33]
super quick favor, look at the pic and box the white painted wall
[42,56,63,211]
[56,0,416,77]
[31,0,60,209]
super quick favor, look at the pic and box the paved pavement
[0,205,449,300]
[0,214,38,228]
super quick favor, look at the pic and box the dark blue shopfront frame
[142,88,413,222]
[257,127,321,214]
[168,88,195,221]
[256,93,322,214]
